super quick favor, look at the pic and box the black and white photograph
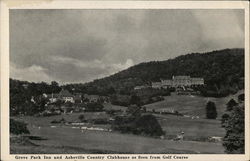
[1,1,249,160]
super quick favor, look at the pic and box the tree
[107,87,115,95]
[206,101,217,119]
[226,99,238,111]
[130,95,141,106]
[54,99,63,107]
[223,104,244,153]
[51,81,61,93]
[133,114,165,136]
[34,96,48,113]
[112,114,164,137]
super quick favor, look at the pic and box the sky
[10,9,244,84]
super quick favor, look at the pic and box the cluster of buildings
[152,76,204,89]
[43,89,81,103]
[43,89,108,104]
[134,76,204,90]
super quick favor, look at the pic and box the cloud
[10,64,53,83]
[45,56,134,83]
[110,59,134,73]
[192,10,244,50]
[10,9,244,83]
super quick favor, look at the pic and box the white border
[1,1,249,161]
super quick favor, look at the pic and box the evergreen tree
[206,101,217,119]
[226,99,238,111]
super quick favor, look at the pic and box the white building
[151,76,204,89]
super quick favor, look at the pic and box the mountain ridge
[78,48,243,96]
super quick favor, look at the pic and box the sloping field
[145,91,244,118]
[156,114,225,139]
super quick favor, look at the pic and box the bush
[50,120,59,124]
[92,118,109,124]
[206,101,217,119]
[78,114,86,122]
[10,119,30,135]
[50,118,66,124]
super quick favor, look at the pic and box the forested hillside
[78,48,244,96]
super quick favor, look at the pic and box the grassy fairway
[145,91,243,118]
[156,114,225,139]
[11,113,225,154]
[11,125,224,154]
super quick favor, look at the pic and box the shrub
[78,114,86,122]
[92,118,109,124]
[50,119,59,124]
[50,118,66,124]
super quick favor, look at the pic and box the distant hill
[76,48,244,96]
[10,48,244,98]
